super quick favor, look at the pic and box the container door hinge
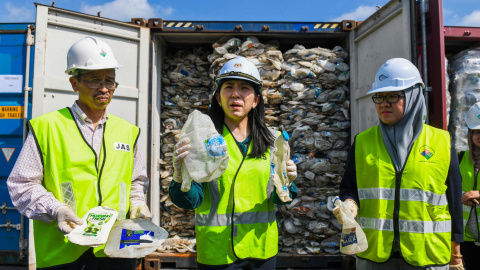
[19,238,28,249]
[0,220,21,231]
[1,202,17,214]
[420,0,430,14]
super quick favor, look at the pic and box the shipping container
[1,0,480,269]
[0,22,34,266]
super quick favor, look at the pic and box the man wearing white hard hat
[334,58,464,269]
[458,102,480,270]
[7,36,150,269]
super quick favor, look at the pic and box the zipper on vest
[97,123,107,206]
[392,143,415,259]
[230,139,250,260]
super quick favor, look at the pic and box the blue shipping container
[0,22,34,265]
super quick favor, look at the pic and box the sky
[1,0,479,26]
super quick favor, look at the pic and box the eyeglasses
[78,78,119,90]
[372,94,405,104]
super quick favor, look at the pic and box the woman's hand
[449,242,464,269]
[172,138,191,183]
[462,190,480,206]
[286,160,297,182]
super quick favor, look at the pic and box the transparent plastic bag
[271,130,292,202]
[332,197,368,254]
[177,110,229,192]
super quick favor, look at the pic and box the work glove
[173,138,191,183]
[332,199,358,224]
[286,160,297,182]
[129,204,152,219]
[55,205,83,234]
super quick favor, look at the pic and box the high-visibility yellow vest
[195,126,278,265]
[355,124,451,266]
[29,108,139,268]
[459,150,480,242]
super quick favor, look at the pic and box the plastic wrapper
[104,219,169,258]
[67,206,118,247]
[448,47,480,151]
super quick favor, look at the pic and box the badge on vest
[114,142,131,152]
[419,145,435,161]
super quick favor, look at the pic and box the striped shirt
[7,102,149,223]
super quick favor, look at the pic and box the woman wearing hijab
[334,58,464,269]
[459,102,480,269]
[169,56,298,270]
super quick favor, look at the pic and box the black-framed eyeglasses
[372,94,405,104]
[77,78,119,90]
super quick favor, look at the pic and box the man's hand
[173,138,190,183]
[286,160,297,182]
[129,204,152,219]
[55,206,83,234]
[332,199,358,224]
[462,190,480,206]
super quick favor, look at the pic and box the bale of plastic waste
[448,47,480,151]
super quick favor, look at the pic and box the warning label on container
[0,106,24,119]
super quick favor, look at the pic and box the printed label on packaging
[119,229,154,249]
[341,229,358,247]
[83,213,114,237]
[204,135,226,157]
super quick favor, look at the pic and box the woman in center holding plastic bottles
[334,58,464,270]
[169,56,298,270]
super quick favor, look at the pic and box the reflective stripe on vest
[355,124,451,267]
[30,108,139,268]
[359,217,451,233]
[195,126,278,265]
[459,150,480,242]
[358,188,447,206]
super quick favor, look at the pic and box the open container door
[31,3,150,268]
[349,0,416,137]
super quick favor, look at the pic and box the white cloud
[4,2,34,22]
[331,5,378,22]
[443,8,452,16]
[81,0,173,21]
[460,10,480,26]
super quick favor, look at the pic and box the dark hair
[208,82,275,159]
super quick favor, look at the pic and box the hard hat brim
[467,122,480,130]
[367,82,425,95]
[65,63,123,75]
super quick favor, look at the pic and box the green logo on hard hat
[477,114,480,120]
[99,49,107,57]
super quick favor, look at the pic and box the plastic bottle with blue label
[332,196,368,255]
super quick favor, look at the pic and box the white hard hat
[65,36,122,76]
[215,56,262,92]
[466,102,480,130]
[368,58,425,94]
